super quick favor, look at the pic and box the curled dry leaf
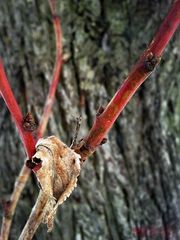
[32,136,81,231]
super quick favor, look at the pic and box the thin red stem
[0,60,36,158]
[37,1,62,138]
[0,1,63,239]
[78,0,180,158]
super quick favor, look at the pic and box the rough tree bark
[0,0,179,239]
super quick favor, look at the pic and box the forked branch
[0,0,63,239]
[18,1,180,239]
[0,0,179,240]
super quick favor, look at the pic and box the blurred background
[0,0,179,239]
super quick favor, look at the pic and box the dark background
[0,0,180,239]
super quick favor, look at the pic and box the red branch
[0,60,36,158]
[37,0,62,138]
[0,1,63,239]
[77,0,180,160]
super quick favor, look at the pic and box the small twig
[19,191,49,240]
[1,166,31,240]
[70,115,82,148]
[0,0,63,239]
[37,0,63,138]
[75,0,180,161]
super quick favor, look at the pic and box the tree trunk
[0,0,179,239]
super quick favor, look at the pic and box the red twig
[0,1,62,239]
[37,0,62,138]
[0,60,36,158]
[0,62,36,239]
[76,0,180,160]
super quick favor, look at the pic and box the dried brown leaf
[32,136,81,231]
